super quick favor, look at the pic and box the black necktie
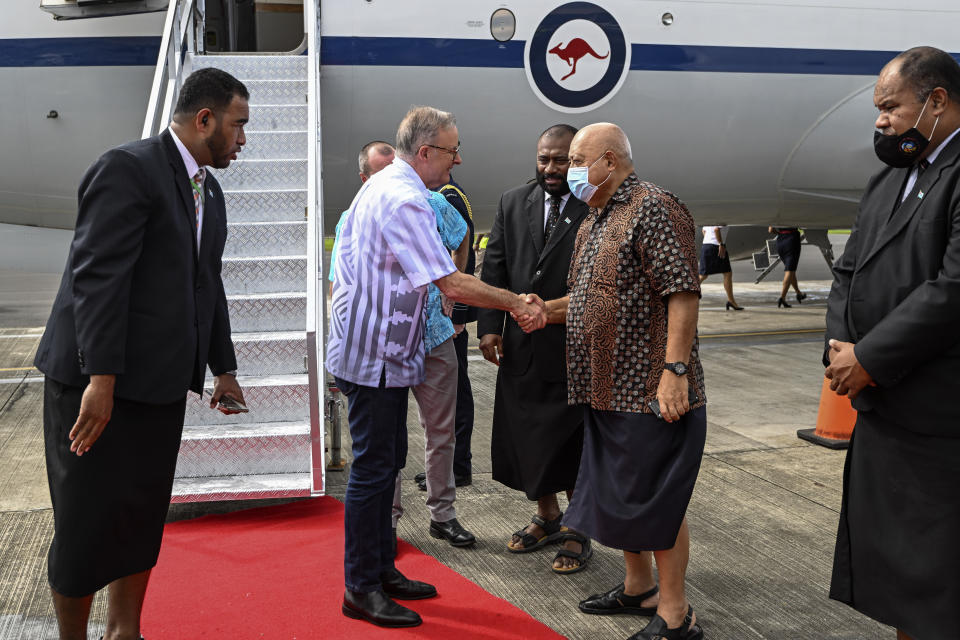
[917,158,930,177]
[544,196,561,244]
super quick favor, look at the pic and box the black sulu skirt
[776,230,802,271]
[563,405,706,552]
[699,243,732,275]
[43,377,186,597]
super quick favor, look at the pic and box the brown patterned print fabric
[566,173,706,413]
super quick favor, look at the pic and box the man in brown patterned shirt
[520,123,706,640]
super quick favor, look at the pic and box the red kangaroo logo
[548,38,609,81]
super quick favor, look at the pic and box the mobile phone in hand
[648,389,700,420]
[206,390,249,413]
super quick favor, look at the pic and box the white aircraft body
[3,0,959,243]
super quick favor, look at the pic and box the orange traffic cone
[796,377,857,449]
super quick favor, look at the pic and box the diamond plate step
[171,472,311,502]
[186,374,308,426]
[191,54,307,80]
[243,79,307,105]
[216,159,307,191]
[231,331,307,376]
[246,105,307,131]
[224,190,306,223]
[242,131,307,160]
[222,256,306,295]
[225,221,306,258]
[228,293,306,332]
[175,421,310,478]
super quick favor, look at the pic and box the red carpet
[142,497,565,639]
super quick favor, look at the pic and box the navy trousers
[336,374,408,593]
[452,328,474,478]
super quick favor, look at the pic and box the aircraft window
[490,8,516,42]
[661,12,675,26]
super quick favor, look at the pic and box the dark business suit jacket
[477,182,587,382]
[35,130,236,405]
[825,131,960,436]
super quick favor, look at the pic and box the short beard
[205,126,231,169]
[536,171,570,197]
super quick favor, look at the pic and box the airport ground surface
[0,233,892,639]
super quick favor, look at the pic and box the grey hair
[395,106,457,157]
[358,140,394,176]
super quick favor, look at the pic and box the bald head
[568,123,635,207]
[572,123,633,164]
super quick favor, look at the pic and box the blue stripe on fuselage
[1,35,954,76]
[0,36,161,67]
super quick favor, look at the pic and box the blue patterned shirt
[326,158,458,388]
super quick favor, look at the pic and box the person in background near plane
[698,225,743,310]
[439,178,477,490]
[327,140,395,294]
[328,141,477,551]
[478,124,591,574]
[326,106,546,629]
[473,232,487,277]
[33,68,248,640]
[768,226,806,307]
[521,123,706,640]
[824,46,960,640]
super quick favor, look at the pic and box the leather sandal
[579,583,659,616]
[552,530,592,574]
[627,605,703,640]
[507,513,564,553]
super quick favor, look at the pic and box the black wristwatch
[664,362,688,376]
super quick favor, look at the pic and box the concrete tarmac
[0,231,889,639]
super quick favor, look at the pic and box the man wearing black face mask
[824,46,960,640]
[478,124,591,573]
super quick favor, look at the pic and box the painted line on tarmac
[0,334,43,339]
[0,376,43,385]
[0,366,37,372]
[700,328,824,339]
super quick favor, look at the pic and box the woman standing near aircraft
[769,227,806,308]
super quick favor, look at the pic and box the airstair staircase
[142,0,327,501]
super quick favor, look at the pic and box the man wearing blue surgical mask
[824,46,960,640]
[519,123,706,640]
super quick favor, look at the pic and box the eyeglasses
[425,142,461,157]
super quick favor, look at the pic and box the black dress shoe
[342,589,422,627]
[454,473,472,487]
[414,472,426,483]
[380,567,437,600]
[579,582,659,616]
[429,517,477,547]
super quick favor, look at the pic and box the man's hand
[210,373,246,414]
[69,374,115,456]
[824,339,874,399]
[479,334,504,366]
[656,371,690,423]
[511,293,546,333]
[718,244,727,259]
[441,293,454,317]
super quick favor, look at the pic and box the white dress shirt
[168,126,205,251]
[543,191,571,230]
[901,126,960,203]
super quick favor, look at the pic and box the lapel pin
[564,217,571,224]
[918,191,924,199]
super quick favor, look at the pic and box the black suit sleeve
[854,200,960,385]
[476,192,509,338]
[824,208,862,366]
[71,148,152,375]
[208,189,236,375]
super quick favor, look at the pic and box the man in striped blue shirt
[327,106,546,629]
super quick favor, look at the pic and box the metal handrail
[142,0,205,139]
[304,0,328,495]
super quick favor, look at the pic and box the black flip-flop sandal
[552,531,592,574]
[507,512,564,553]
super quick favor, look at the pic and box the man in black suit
[478,125,589,572]
[34,68,248,640]
[824,46,960,640]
